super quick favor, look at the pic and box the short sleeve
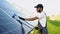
[37,12,44,19]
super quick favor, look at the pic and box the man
[18,4,48,34]
[25,4,47,34]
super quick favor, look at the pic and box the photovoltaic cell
[0,8,22,34]
[0,0,35,34]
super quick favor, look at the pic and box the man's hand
[35,25,38,30]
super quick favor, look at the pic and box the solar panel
[12,14,35,34]
[0,0,35,34]
[0,8,22,34]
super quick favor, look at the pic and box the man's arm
[25,16,38,21]
[12,14,38,21]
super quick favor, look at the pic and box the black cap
[34,4,43,8]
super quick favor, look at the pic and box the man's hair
[34,4,43,8]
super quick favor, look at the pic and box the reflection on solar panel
[0,0,35,34]
[0,8,22,34]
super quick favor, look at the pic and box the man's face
[36,8,43,13]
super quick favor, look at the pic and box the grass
[29,19,60,34]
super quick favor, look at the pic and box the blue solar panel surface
[0,0,34,34]
[0,8,22,34]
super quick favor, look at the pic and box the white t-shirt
[37,12,46,27]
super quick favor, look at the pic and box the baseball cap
[34,4,43,8]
